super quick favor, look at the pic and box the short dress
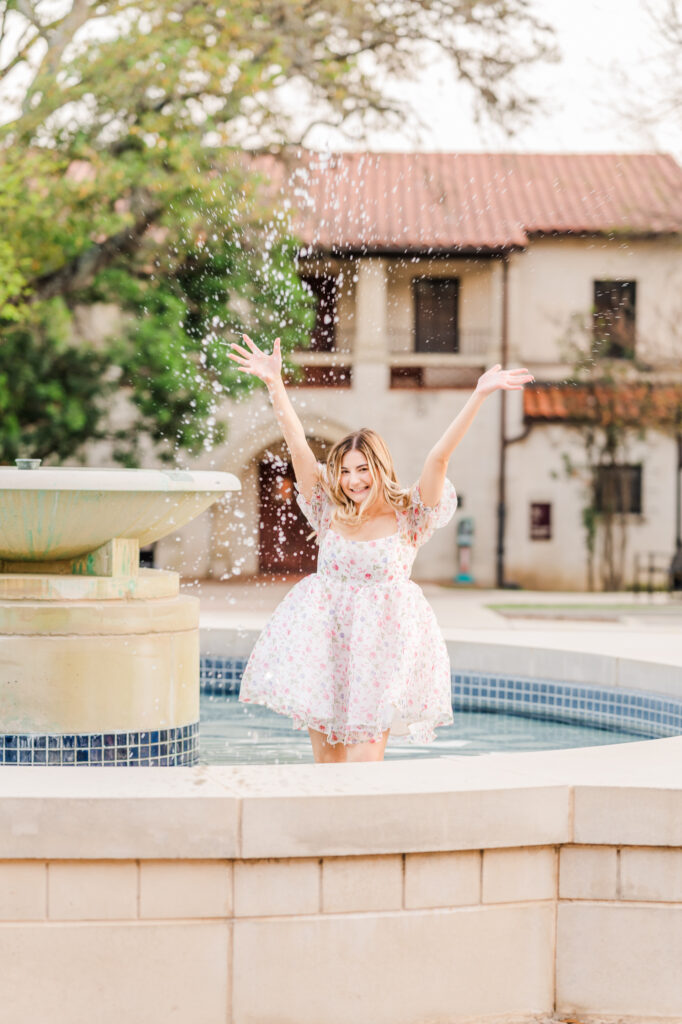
[238,474,458,745]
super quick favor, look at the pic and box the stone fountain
[0,463,240,765]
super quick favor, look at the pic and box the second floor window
[593,280,636,358]
[300,274,337,351]
[414,277,460,353]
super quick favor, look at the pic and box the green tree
[0,299,112,463]
[0,0,554,464]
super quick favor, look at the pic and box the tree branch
[30,191,163,300]
[20,0,93,114]
[13,0,40,28]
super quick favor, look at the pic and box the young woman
[228,334,533,764]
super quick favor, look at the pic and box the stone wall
[1,742,682,1023]
[2,843,682,1022]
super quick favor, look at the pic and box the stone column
[0,572,199,765]
[352,258,390,398]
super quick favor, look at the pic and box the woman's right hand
[227,334,282,386]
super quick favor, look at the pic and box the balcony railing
[287,328,493,388]
[388,363,483,389]
[388,329,491,389]
[388,328,491,358]
[293,327,354,355]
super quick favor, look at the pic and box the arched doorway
[258,440,332,574]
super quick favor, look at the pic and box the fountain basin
[0,467,239,562]
[0,466,240,764]
[1,622,681,1018]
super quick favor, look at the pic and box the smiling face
[326,428,409,526]
[339,449,374,504]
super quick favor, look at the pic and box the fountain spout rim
[0,467,241,493]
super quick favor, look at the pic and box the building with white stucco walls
[157,152,682,590]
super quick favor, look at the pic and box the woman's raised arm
[418,364,534,508]
[227,334,319,499]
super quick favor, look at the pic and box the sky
[1,0,679,158]
[304,0,681,157]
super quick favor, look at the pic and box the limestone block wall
[1,750,682,1024]
[557,846,682,1017]
[2,843,682,1023]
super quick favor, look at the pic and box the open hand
[226,334,282,386]
[475,364,534,397]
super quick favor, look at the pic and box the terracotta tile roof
[255,151,682,253]
[524,384,682,425]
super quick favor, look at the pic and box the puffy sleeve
[402,478,458,548]
[294,465,331,539]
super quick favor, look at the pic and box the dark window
[414,278,459,353]
[593,280,636,358]
[300,274,337,351]
[139,543,156,567]
[594,465,642,515]
[530,503,552,540]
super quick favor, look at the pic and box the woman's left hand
[475,364,534,396]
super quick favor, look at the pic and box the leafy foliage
[0,300,112,463]
[0,0,554,465]
[89,238,315,465]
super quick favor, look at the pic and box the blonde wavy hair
[322,428,411,528]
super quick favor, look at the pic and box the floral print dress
[238,475,458,745]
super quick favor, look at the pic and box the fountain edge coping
[1,627,679,861]
[0,467,241,492]
[0,736,681,859]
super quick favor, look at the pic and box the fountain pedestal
[0,467,240,765]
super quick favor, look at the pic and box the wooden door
[258,459,319,574]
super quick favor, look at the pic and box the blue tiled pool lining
[2,658,680,765]
[0,723,198,766]
[201,657,682,739]
[450,672,682,738]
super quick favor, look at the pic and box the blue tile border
[0,722,199,766]
[202,657,248,697]
[451,673,682,738]
[6,656,677,766]
[201,656,682,739]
